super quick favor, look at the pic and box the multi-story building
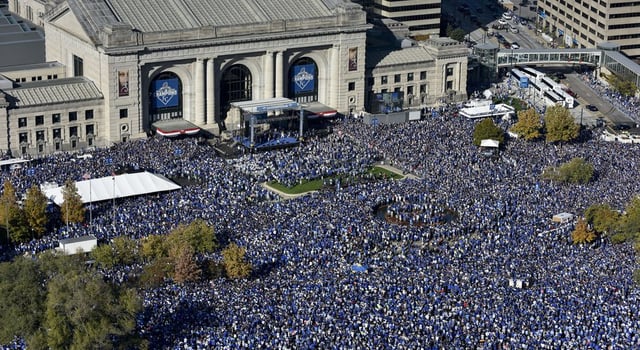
[538,0,640,59]
[0,0,466,156]
[355,0,441,38]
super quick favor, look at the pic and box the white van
[509,24,519,33]
[502,12,512,20]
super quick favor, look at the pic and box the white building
[57,235,97,255]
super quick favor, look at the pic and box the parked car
[503,42,511,49]
[586,104,598,112]
[511,42,520,49]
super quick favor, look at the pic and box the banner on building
[348,47,358,71]
[118,71,129,97]
[291,64,315,94]
[153,78,179,109]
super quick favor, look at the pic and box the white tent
[44,171,181,205]
[480,139,500,148]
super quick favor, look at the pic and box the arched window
[149,71,182,123]
[288,57,318,103]
[220,65,252,121]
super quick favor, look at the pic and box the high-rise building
[537,0,640,59]
[355,0,441,38]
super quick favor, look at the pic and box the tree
[572,218,597,244]
[222,243,252,279]
[60,179,85,225]
[44,269,141,350]
[23,185,49,238]
[0,257,46,345]
[139,257,171,288]
[605,73,638,97]
[113,236,138,266]
[141,234,168,262]
[171,245,201,284]
[167,219,217,254]
[449,28,466,42]
[542,157,594,184]
[619,196,640,241]
[584,203,620,235]
[544,105,579,143]
[473,118,504,146]
[510,108,542,140]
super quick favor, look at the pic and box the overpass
[474,43,640,89]
[496,48,601,68]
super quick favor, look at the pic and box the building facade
[538,0,640,59]
[0,0,468,156]
[356,0,441,38]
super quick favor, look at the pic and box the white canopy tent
[44,171,181,205]
[480,139,500,148]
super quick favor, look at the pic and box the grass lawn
[266,166,404,195]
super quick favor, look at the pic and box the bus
[521,66,545,81]
[543,90,564,106]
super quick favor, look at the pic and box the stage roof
[44,171,181,206]
[231,98,299,113]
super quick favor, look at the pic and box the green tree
[510,108,542,140]
[60,179,85,225]
[542,157,594,184]
[113,236,138,266]
[449,28,466,42]
[619,196,640,241]
[572,218,597,244]
[544,105,579,143]
[0,257,46,345]
[172,245,201,284]
[605,73,638,97]
[473,118,504,146]
[222,243,252,279]
[139,257,171,288]
[23,185,49,238]
[44,269,141,350]
[90,244,118,269]
[141,234,168,262]
[167,219,217,254]
[584,203,620,235]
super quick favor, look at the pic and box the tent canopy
[44,171,181,205]
[480,139,500,148]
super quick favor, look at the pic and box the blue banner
[520,76,529,88]
[291,64,315,94]
[153,78,180,109]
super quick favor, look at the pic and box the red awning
[304,102,338,118]
[152,119,200,137]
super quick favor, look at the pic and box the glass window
[18,118,27,128]
[85,110,94,120]
[394,74,401,83]
[52,113,61,124]
[446,67,454,77]
[73,55,83,77]
[69,111,77,121]
[19,132,28,144]
[348,82,355,91]
[86,124,94,136]
[35,115,44,125]
[69,126,78,137]
[119,108,128,119]
[36,130,45,141]
[53,128,61,140]
[381,76,388,85]
[407,73,414,82]
[420,71,427,80]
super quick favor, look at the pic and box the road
[563,74,637,127]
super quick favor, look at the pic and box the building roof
[60,0,339,35]
[367,46,434,69]
[2,77,103,108]
[59,235,97,245]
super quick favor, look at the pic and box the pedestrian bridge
[496,48,601,68]
[483,46,640,88]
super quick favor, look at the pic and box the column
[275,51,284,97]
[330,47,340,108]
[194,59,205,124]
[206,58,215,125]
[264,51,274,99]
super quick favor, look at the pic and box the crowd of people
[1,107,640,349]
[583,71,640,125]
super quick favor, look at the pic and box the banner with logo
[348,47,358,71]
[118,71,129,97]
[153,78,179,109]
[291,64,315,94]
